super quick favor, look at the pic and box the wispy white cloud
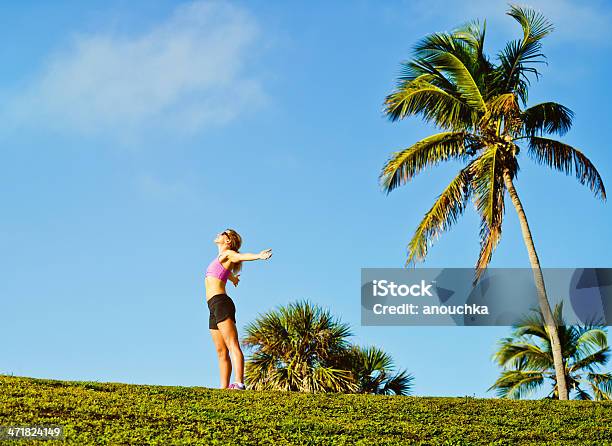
[3,0,266,144]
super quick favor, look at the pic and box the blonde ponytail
[224,228,243,274]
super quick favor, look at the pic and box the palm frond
[413,31,473,69]
[511,310,550,341]
[453,19,486,62]
[494,5,554,103]
[473,218,501,283]
[469,146,511,277]
[573,386,592,400]
[454,20,497,97]
[488,369,544,399]
[493,340,552,370]
[306,365,356,393]
[346,345,413,395]
[380,370,414,396]
[411,31,486,111]
[379,131,478,193]
[406,161,474,264]
[587,372,612,400]
[569,347,610,374]
[384,77,476,129]
[426,51,487,112]
[398,59,458,91]
[242,312,289,353]
[508,4,554,42]
[574,327,609,356]
[527,137,606,200]
[352,346,394,373]
[522,102,574,136]
[494,43,531,104]
[245,351,281,390]
[389,29,489,127]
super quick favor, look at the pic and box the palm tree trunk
[502,170,569,400]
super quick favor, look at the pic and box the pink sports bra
[205,256,231,282]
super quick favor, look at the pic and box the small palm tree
[242,300,413,394]
[380,4,606,400]
[489,303,612,400]
[242,300,357,392]
[343,345,414,395]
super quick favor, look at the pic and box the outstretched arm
[226,249,272,263]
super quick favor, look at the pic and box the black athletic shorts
[207,293,236,330]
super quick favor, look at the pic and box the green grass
[1,375,611,445]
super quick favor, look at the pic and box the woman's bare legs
[217,318,244,384]
[210,328,231,388]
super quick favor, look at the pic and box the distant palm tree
[380,4,606,400]
[242,300,412,394]
[489,303,612,400]
[343,345,414,395]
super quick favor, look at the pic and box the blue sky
[1,0,611,398]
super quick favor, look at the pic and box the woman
[205,229,272,390]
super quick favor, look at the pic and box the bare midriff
[205,276,228,301]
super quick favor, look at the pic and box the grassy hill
[1,375,611,445]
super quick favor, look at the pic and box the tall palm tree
[380,4,606,400]
[242,300,413,394]
[489,303,612,400]
[342,345,414,395]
